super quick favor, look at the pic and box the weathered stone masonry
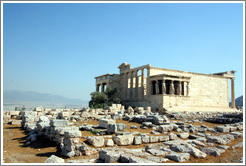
[95,62,236,112]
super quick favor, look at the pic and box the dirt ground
[3,120,244,163]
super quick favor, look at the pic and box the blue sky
[3,2,244,101]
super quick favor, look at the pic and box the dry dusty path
[3,124,60,163]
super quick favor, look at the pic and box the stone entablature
[94,62,236,112]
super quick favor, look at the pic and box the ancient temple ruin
[95,62,236,112]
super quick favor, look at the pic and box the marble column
[130,71,133,99]
[135,70,139,100]
[186,82,190,96]
[231,78,235,108]
[169,80,174,95]
[105,83,108,91]
[162,80,166,94]
[125,72,129,99]
[101,83,104,93]
[146,69,150,98]
[96,84,100,92]
[183,82,187,96]
[155,80,159,94]
[178,81,182,96]
[121,74,124,98]
[141,69,145,99]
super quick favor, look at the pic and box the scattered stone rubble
[3,104,244,163]
[205,113,243,124]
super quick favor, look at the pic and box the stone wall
[147,67,231,112]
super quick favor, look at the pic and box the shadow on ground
[11,127,58,149]
[36,150,68,159]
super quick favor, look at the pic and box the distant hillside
[3,90,87,105]
[235,95,243,108]
[229,95,243,108]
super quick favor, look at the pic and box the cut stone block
[216,126,230,133]
[159,125,173,132]
[165,153,190,162]
[50,120,69,127]
[55,126,79,135]
[134,136,142,145]
[169,133,178,140]
[63,138,80,146]
[105,139,114,147]
[141,135,150,144]
[87,136,105,147]
[129,156,155,163]
[99,149,121,163]
[149,136,159,143]
[177,133,189,139]
[99,119,116,128]
[158,136,169,142]
[206,136,227,145]
[230,132,243,139]
[11,120,22,125]
[146,149,168,156]
[64,131,82,138]
[107,124,117,134]
[113,134,134,146]
[201,147,225,157]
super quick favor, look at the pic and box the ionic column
[105,83,108,90]
[162,80,166,94]
[231,78,235,108]
[155,80,159,94]
[96,84,100,92]
[141,69,145,99]
[146,69,150,98]
[186,82,190,96]
[121,74,124,98]
[101,83,104,93]
[183,82,187,96]
[169,80,174,95]
[178,81,182,96]
[125,73,128,99]
[130,71,133,99]
[135,70,139,100]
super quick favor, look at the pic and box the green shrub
[89,129,100,135]
[89,87,122,108]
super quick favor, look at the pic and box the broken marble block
[99,149,121,163]
[113,134,134,146]
[87,136,105,147]
[165,152,190,162]
[50,119,69,127]
[99,119,116,128]
[45,155,65,163]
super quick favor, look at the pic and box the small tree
[89,91,108,108]
[105,87,121,105]
[89,87,122,108]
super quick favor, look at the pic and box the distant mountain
[3,90,88,105]
[229,95,243,108]
[235,95,243,108]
